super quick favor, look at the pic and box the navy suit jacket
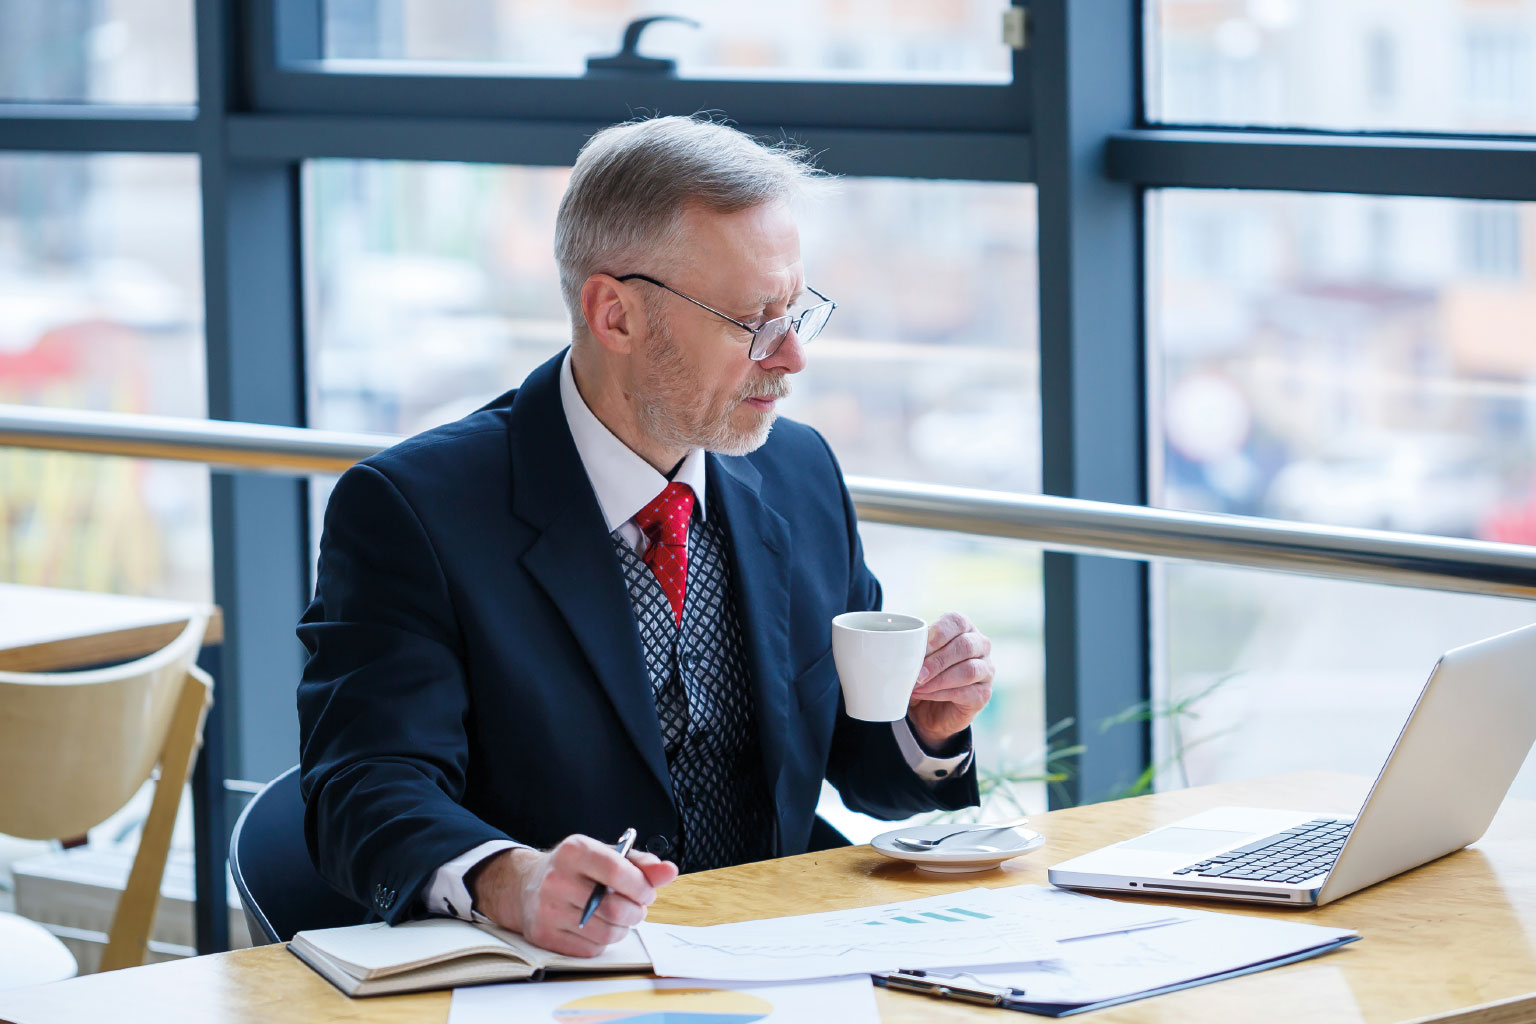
[297,351,979,922]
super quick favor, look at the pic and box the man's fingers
[911,680,993,709]
[924,611,973,655]
[565,917,630,948]
[916,655,993,694]
[637,858,680,888]
[534,926,609,958]
[552,836,657,906]
[916,633,992,693]
[917,619,987,685]
[590,892,649,929]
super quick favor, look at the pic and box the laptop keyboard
[1173,818,1354,885]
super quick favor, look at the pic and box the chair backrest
[229,765,367,944]
[0,616,211,971]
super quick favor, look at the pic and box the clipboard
[872,933,1360,1017]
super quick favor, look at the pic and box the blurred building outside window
[0,153,210,603]
[321,0,1013,82]
[1151,0,1536,134]
[1150,188,1536,803]
[0,0,195,105]
[303,159,1045,838]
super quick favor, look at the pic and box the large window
[1150,187,1536,798]
[321,0,1014,82]
[0,153,210,601]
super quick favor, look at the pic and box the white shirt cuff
[892,718,973,783]
[423,839,521,920]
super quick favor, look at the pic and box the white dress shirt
[422,351,971,919]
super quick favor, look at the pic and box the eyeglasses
[617,273,836,361]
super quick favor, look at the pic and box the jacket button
[645,834,673,858]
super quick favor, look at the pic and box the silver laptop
[1049,622,1536,907]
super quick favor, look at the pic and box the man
[298,115,997,958]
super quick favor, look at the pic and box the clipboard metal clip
[874,968,1026,1008]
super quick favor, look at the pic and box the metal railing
[3,402,1535,599]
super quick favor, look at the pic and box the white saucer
[871,824,1045,873]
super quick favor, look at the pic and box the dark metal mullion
[190,0,229,958]
[224,113,1033,182]
[1109,129,1536,201]
[196,0,312,953]
[0,110,196,152]
[252,68,1031,134]
[1033,0,1149,807]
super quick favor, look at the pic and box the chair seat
[0,911,77,990]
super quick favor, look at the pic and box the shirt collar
[559,349,708,533]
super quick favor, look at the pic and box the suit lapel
[508,353,672,799]
[709,453,793,841]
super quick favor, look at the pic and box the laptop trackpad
[1119,827,1254,854]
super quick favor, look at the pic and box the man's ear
[581,274,644,355]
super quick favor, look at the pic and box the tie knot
[635,481,694,547]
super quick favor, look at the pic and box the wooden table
[0,582,229,957]
[2,770,1533,1024]
[0,582,223,673]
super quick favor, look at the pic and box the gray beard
[634,319,790,456]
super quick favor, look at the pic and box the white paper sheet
[913,896,1358,1008]
[638,888,1065,981]
[448,975,878,1024]
[990,884,1192,941]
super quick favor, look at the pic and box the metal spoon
[892,818,1029,850]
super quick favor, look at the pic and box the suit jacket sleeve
[812,434,981,820]
[297,461,511,922]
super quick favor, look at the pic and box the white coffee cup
[831,611,929,722]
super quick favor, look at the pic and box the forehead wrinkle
[756,270,805,309]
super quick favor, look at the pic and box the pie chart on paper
[552,986,774,1024]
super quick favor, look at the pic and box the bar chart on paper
[860,905,997,926]
[637,889,1061,981]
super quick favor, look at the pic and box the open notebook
[288,917,651,997]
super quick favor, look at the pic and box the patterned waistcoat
[611,508,775,872]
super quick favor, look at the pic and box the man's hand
[470,837,678,957]
[907,611,995,750]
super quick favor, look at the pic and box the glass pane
[1150,0,1536,134]
[0,1,196,105]
[1157,567,1536,800]
[322,0,1012,83]
[305,161,1043,840]
[1150,188,1536,795]
[0,154,209,601]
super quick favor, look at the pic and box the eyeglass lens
[750,302,835,360]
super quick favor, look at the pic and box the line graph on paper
[661,919,1015,962]
[638,894,1062,981]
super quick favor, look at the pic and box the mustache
[741,375,792,401]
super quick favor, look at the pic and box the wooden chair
[0,615,211,974]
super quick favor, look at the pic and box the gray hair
[554,114,828,336]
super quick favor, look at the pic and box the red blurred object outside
[1483,485,1536,547]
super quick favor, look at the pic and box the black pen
[578,827,638,928]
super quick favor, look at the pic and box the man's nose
[760,325,807,374]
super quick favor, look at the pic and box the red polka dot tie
[634,482,695,628]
